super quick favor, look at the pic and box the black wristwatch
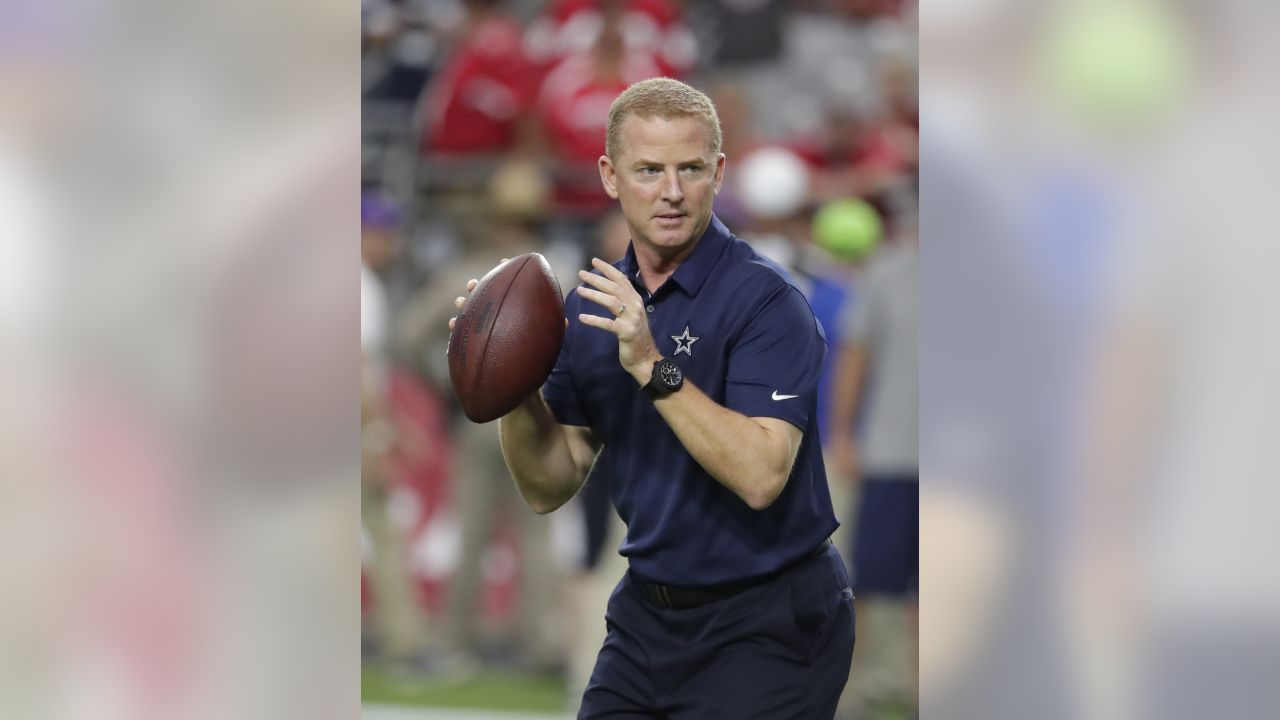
[642,357,684,399]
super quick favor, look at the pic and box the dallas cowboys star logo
[670,326,700,356]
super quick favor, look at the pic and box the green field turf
[361,665,569,713]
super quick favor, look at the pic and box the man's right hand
[447,259,569,336]
[440,259,598,514]
[447,277,480,332]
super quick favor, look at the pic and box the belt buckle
[649,582,686,608]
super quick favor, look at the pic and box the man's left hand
[576,258,661,384]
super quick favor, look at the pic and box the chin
[650,227,693,247]
[649,219,698,247]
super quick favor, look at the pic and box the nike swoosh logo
[771,391,799,401]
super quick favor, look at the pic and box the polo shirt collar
[619,214,732,298]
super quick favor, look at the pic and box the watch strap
[643,358,682,399]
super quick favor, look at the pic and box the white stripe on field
[362,704,574,720]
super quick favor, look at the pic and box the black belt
[633,540,831,610]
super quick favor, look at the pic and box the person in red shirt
[536,13,663,218]
[791,99,916,229]
[420,0,534,156]
[838,0,914,22]
[524,0,696,84]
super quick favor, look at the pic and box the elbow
[740,421,801,511]
[742,473,788,511]
[509,464,573,515]
[521,487,567,515]
[517,479,570,515]
[528,498,560,515]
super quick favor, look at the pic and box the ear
[599,155,620,199]
[713,153,726,195]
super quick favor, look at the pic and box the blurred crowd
[360,0,918,716]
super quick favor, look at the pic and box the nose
[660,169,684,204]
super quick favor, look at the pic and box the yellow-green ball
[1039,0,1190,129]
[813,200,883,261]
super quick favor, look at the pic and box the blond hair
[605,77,722,159]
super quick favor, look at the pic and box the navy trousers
[579,544,855,719]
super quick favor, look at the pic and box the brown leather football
[447,253,565,423]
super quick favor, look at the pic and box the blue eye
[639,167,660,176]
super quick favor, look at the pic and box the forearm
[498,393,589,514]
[645,372,794,510]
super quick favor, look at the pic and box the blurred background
[359,0,917,717]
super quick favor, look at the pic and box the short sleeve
[724,285,827,429]
[540,292,591,427]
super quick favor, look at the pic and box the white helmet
[736,146,810,221]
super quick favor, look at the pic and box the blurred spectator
[360,190,427,672]
[706,80,768,229]
[830,228,918,720]
[592,207,632,263]
[776,3,914,138]
[880,55,919,131]
[363,0,451,193]
[363,0,397,92]
[732,145,811,248]
[394,159,567,382]
[412,0,536,254]
[362,0,441,102]
[710,80,766,159]
[836,0,914,23]
[361,192,402,368]
[419,0,534,157]
[524,0,696,82]
[536,9,663,222]
[794,100,913,207]
[393,161,570,674]
[688,0,787,68]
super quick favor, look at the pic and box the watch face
[659,361,682,388]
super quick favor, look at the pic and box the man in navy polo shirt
[451,77,854,718]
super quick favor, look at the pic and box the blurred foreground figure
[830,227,918,720]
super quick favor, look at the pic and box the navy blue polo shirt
[542,215,838,586]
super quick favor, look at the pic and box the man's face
[599,115,725,256]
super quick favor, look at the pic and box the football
[447,253,566,423]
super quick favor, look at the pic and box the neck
[635,257,679,295]
[632,215,711,292]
